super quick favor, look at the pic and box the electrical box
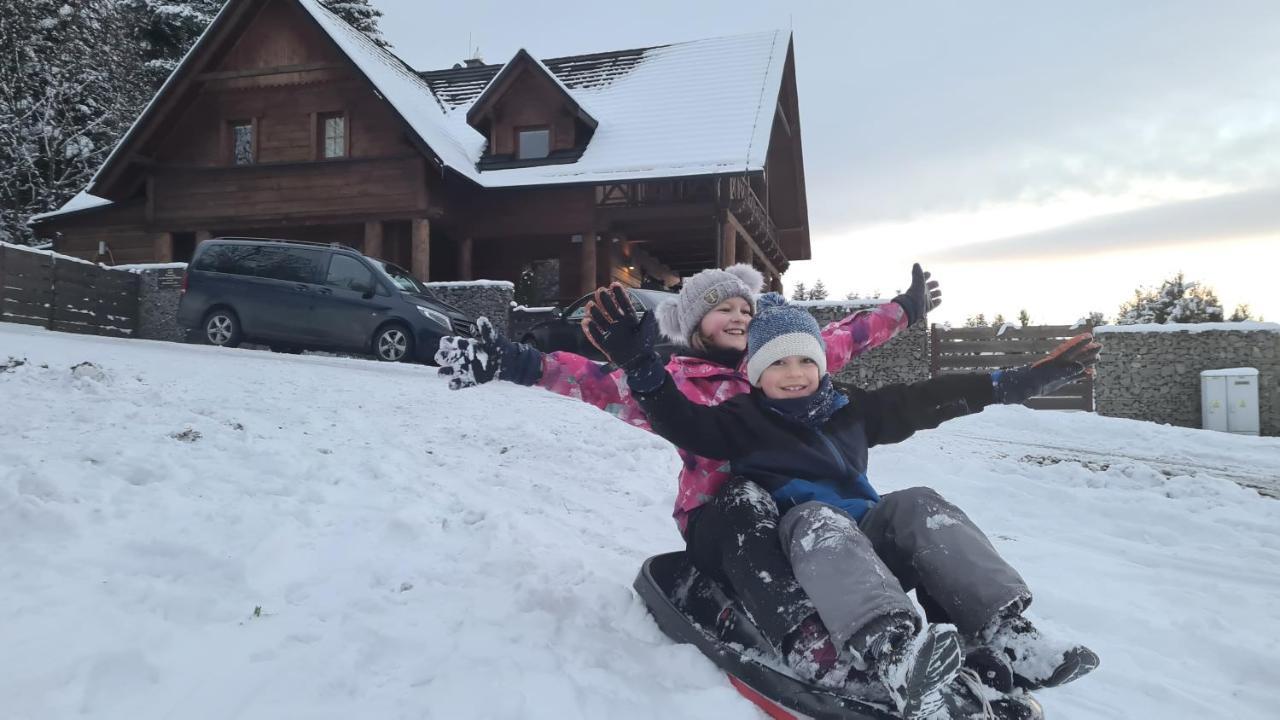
[1201,368,1260,436]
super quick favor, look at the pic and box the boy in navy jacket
[585,289,1099,720]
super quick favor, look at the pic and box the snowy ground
[2,322,1279,720]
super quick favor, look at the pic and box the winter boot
[937,668,1045,720]
[869,624,963,719]
[783,614,852,689]
[975,614,1099,691]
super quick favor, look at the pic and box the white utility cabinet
[1200,368,1260,435]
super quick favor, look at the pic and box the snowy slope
[2,323,1279,720]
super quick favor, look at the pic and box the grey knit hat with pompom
[655,264,765,347]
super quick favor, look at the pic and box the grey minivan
[177,237,475,362]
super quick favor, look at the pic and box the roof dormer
[465,49,598,169]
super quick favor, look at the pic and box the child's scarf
[761,375,848,428]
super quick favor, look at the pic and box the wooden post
[153,232,173,263]
[411,218,430,282]
[458,237,473,280]
[363,220,384,259]
[720,221,737,267]
[579,231,597,295]
[195,230,213,245]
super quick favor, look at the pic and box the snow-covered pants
[779,486,1030,652]
[685,478,817,650]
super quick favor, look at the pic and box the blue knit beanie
[746,293,827,386]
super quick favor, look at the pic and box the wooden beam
[720,219,737,267]
[411,218,430,281]
[364,220,384,259]
[152,232,173,263]
[725,208,778,278]
[196,62,346,82]
[458,237,473,280]
[578,232,598,295]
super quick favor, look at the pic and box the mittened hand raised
[436,316,503,390]
[580,283,657,370]
[893,263,942,326]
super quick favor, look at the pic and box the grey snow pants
[778,486,1030,652]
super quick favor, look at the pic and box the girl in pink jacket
[435,263,940,687]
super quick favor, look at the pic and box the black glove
[992,333,1102,405]
[435,317,543,390]
[892,263,942,326]
[581,283,665,392]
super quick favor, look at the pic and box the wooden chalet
[31,0,811,303]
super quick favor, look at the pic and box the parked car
[519,288,680,362]
[177,237,475,363]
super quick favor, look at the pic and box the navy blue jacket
[635,373,995,521]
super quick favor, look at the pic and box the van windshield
[372,260,426,294]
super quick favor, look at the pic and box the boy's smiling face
[758,355,821,400]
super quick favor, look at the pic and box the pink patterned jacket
[537,303,910,535]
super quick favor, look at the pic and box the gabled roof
[465,48,598,131]
[78,0,791,197]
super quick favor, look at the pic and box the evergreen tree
[1018,308,1032,327]
[121,0,224,89]
[808,279,828,300]
[321,0,388,47]
[790,281,807,301]
[1116,272,1224,324]
[0,0,147,244]
[1229,304,1255,322]
[1077,311,1106,327]
[964,313,989,328]
[992,313,1006,327]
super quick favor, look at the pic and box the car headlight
[415,305,450,328]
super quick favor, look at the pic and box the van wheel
[373,324,413,362]
[203,308,242,348]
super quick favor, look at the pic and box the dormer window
[516,127,550,160]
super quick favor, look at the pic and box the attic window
[319,112,347,159]
[516,127,550,160]
[230,120,255,165]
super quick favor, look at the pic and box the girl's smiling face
[758,355,821,399]
[695,297,754,351]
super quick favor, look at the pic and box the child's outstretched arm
[861,333,1102,446]
[582,285,753,461]
[823,263,942,372]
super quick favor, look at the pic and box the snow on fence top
[1,241,99,267]
[425,280,515,289]
[1095,321,1280,334]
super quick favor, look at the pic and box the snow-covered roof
[27,191,114,223]
[1095,322,1280,334]
[299,0,788,187]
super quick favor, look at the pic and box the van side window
[325,255,375,292]
[236,247,323,283]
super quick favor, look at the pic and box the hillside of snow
[2,322,1279,720]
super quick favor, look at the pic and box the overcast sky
[375,0,1280,324]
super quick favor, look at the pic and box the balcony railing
[727,176,787,272]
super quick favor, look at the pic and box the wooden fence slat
[934,339,1065,354]
[930,324,1095,410]
[935,325,1091,341]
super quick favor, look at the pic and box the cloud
[922,187,1280,262]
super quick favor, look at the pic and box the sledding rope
[955,667,996,719]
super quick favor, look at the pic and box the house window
[230,121,254,165]
[516,127,550,160]
[320,112,347,159]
